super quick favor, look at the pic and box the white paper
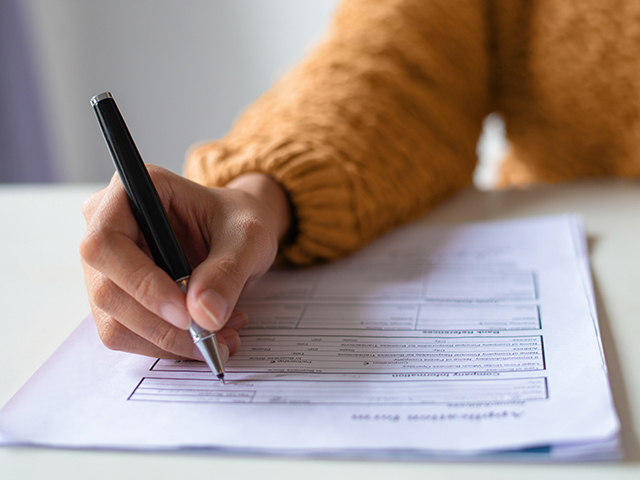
[0,214,620,459]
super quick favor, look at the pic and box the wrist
[225,173,293,242]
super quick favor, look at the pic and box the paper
[0,214,620,459]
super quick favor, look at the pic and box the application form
[0,215,620,459]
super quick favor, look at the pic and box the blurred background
[0,0,506,187]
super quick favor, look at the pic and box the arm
[186,0,493,265]
[81,0,492,360]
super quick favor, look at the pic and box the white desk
[1,181,639,479]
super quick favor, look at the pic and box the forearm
[186,0,492,264]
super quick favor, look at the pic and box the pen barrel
[91,93,191,281]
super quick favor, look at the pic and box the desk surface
[1,181,639,479]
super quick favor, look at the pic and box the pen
[90,92,225,383]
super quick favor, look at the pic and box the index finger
[80,180,192,330]
[81,173,123,222]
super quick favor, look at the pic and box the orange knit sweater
[185,0,640,265]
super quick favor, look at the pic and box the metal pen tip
[218,374,226,385]
[190,326,226,381]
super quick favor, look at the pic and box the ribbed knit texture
[185,0,640,264]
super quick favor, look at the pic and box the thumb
[186,248,274,332]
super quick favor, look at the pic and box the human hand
[80,166,291,361]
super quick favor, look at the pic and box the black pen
[91,92,225,383]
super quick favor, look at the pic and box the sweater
[184,0,640,265]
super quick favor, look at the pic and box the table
[1,180,639,479]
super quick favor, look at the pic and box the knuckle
[146,165,171,186]
[90,275,120,313]
[96,317,128,351]
[81,188,107,220]
[146,164,163,176]
[235,211,277,269]
[128,264,157,304]
[107,171,120,186]
[89,277,116,312]
[149,323,183,354]
[79,228,104,266]
[238,211,270,241]
[213,256,246,291]
[81,196,95,220]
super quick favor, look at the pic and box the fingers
[81,173,122,221]
[183,174,291,332]
[217,312,250,358]
[86,268,237,362]
[186,199,278,331]
[226,310,249,331]
[86,269,192,353]
[80,168,283,361]
[80,180,191,331]
[92,307,197,360]
[95,307,233,363]
[84,258,245,360]
[81,186,107,223]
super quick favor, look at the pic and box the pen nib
[218,373,226,385]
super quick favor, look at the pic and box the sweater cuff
[184,140,359,265]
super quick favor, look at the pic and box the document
[0,214,620,459]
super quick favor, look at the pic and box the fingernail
[224,332,241,354]
[160,302,191,329]
[197,289,228,330]
[218,342,230,363]
[226,310,249,331]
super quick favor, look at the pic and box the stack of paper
[0,214,620,460]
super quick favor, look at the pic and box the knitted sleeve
[185,0,492,265]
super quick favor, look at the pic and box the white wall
[23,0,341,182]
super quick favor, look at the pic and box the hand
[80,166,291,362]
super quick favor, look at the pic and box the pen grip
[92,94,191,281]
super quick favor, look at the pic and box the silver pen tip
[218,373,226,385]
[192,331,226,380]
